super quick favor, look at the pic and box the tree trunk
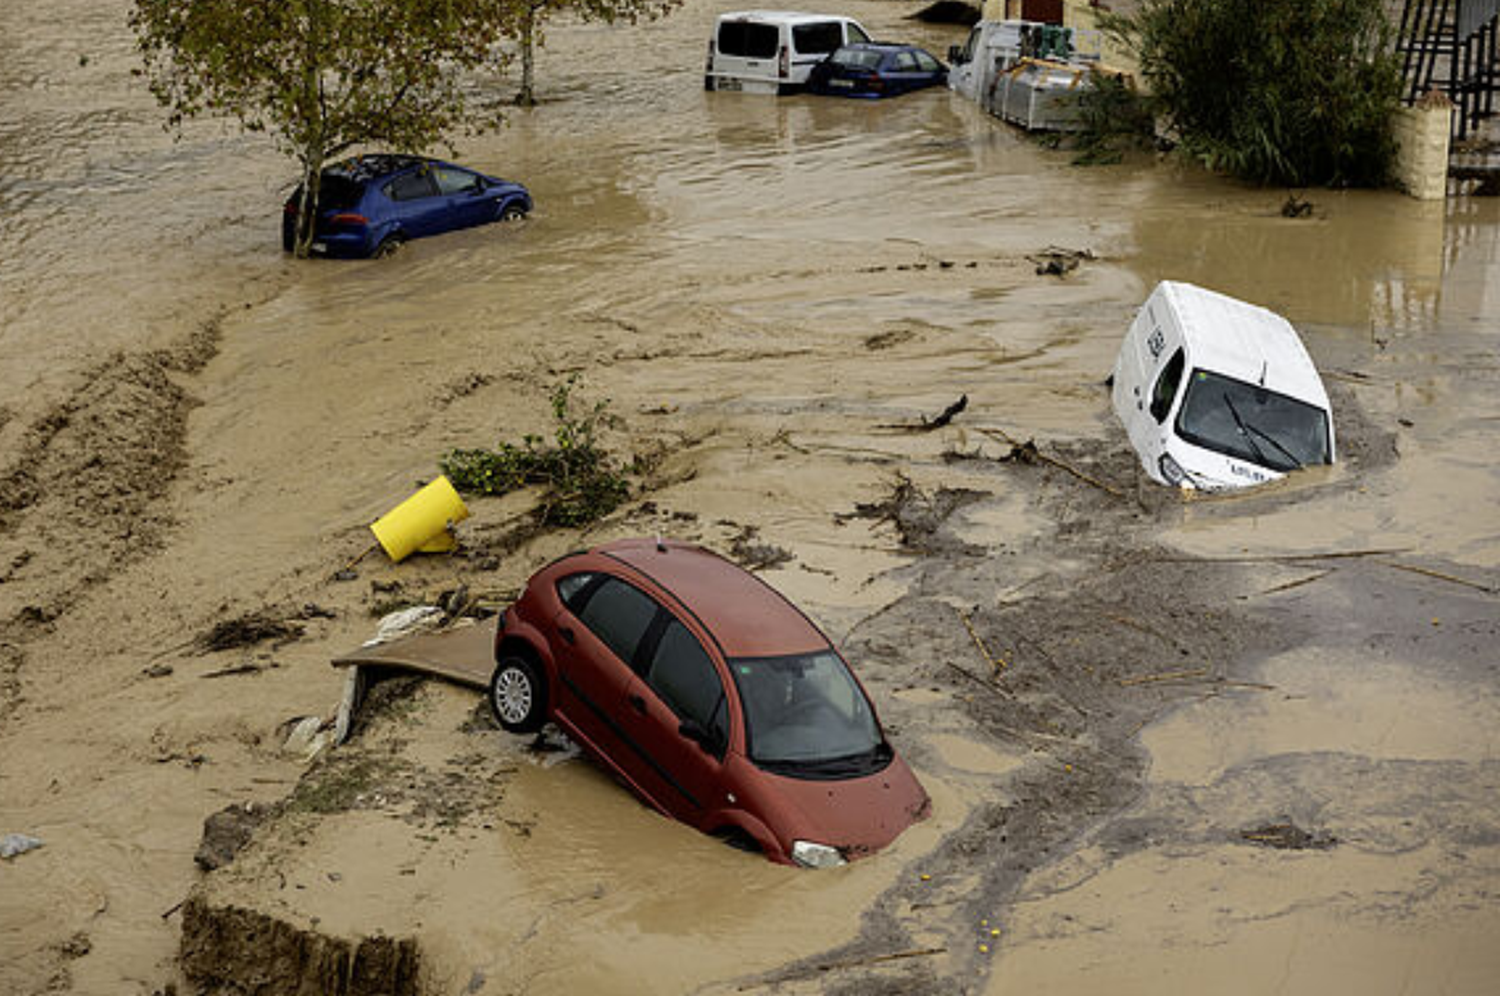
[294,0,327,258]
[294,155,324,259]
[516,7,536,106]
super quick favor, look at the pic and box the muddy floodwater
[3,0,1499,993]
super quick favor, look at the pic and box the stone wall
[1392,91,1454,200]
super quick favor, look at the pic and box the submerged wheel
[489,654,546,733]
[498,202,527,223]
[373,234,405,258]
[713,827,762,853]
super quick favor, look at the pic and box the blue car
[281,154,532,258]
[807,43,948,98]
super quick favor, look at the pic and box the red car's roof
[595,539,829,659]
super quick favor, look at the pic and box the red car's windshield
[729,651,888,778]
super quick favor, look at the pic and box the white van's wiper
[1223,393,1301,470]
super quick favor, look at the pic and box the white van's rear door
[711,17,781,91]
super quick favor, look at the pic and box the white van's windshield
[1176,369,1331,472]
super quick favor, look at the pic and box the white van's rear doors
[709,18,781,92]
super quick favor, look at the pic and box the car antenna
[1258,360,1268,387]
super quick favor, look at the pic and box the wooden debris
[1248,569,1333,598]
[976,426,1125,499]
[1280,192,1314,218]
[1028,246,1095,277]
[960,610,1007,675]
[1240,822,1336,850]
[1118,667,1209,687]
[1150,547,1411,564]
[923,394,967,431]
[879,393,967,433]
[1377,560,1496,595]
[815,947,948,973]
[194,611,304,654]
[200,663,263,679]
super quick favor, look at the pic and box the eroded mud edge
[179,895,420,996]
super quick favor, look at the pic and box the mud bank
[172,391,1499,994]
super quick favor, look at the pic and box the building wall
[1062,0,1140,79]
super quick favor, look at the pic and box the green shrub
[440,376,630,527]
[1068,70,1157,166]
[1110,0,1402,187]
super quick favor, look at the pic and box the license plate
[312,241,327,253]
[831,79,854,88]
[719,78,742,91]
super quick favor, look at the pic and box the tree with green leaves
[1107,0,1402,187]
[131,0,518,256]
[510,0,681,106]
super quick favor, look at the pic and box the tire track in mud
[0,313,223,723]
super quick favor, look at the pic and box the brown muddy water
[3,0,1499,993]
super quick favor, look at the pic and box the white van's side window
[720,21,779,59]
[792,21,847,55]
[1150,348,1185,423]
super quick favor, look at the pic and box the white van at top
[1111,281,1335,491]
[705,11,873,94]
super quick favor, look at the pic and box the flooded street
[2,0,1499,993]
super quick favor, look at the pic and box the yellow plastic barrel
[370,476,470,563]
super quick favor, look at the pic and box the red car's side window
[645,621,726,728]
[574,578,659,670]
[555,572,595,610]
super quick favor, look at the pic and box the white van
[705,11,873,94]
[1111,281,1336,491]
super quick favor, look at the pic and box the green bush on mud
[1107,0,1402,187]
[440,376,630,527]
[1067,71,1157,166]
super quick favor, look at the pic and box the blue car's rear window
[831,48,882,69]
[317,176,364,210]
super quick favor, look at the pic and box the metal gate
[1398,0,1500,139]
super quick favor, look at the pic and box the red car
[489,538,930,866]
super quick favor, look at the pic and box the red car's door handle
[559,626,576,645]
[628,694,647,714]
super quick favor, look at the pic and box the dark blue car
[807,43,948,98]
[282,154,532,258]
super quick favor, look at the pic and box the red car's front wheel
[489,655,547,733]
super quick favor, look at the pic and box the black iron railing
[1398,0,1500,138]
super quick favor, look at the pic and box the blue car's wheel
[373,233,405,258]
[498,202,527,223]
